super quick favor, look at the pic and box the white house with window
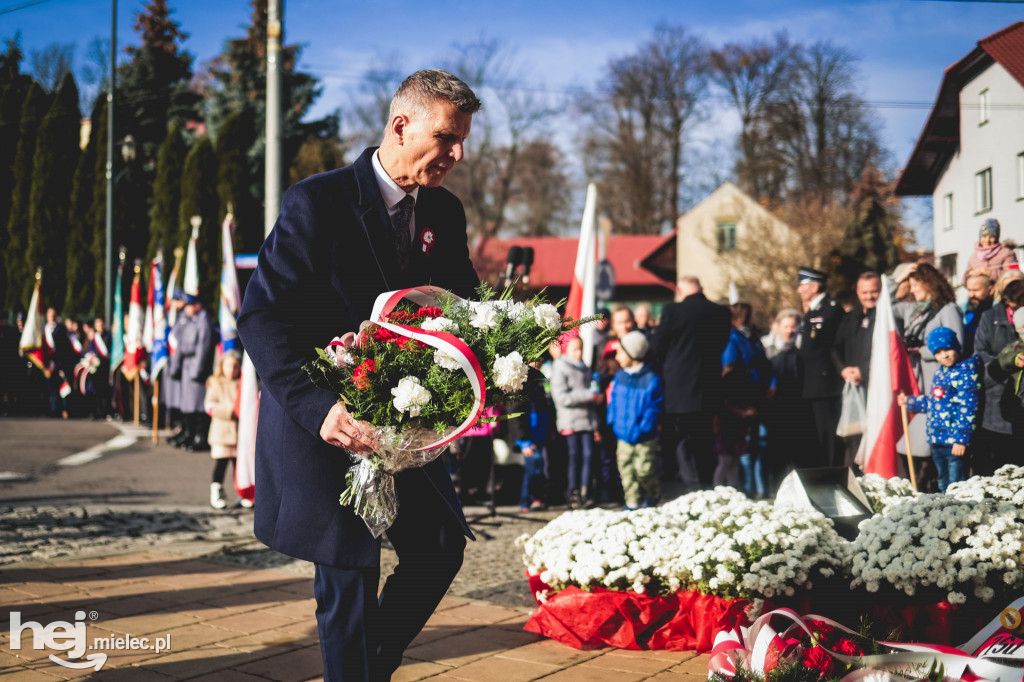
[896,21,1024,285]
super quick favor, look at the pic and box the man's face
[45,308,56,323]
[611,310,635,339]
[634,306,650,329]
[856,277,881,310]
[797,281,820,304]
[395,99,472,189]
[966,277,993,308]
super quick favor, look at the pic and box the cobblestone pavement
[0,503,565,607]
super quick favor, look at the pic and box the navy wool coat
[237,147,479,569]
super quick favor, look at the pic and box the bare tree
[709,33,799,201]
[504,140,571,237]
[440,37,562,247]
[581,23,709,234]
[345,54,405,151]
[30,43,73,93]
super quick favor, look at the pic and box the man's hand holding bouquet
[304,283,596,537]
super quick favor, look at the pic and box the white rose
[391,376,431,417]
[492,351,529,393]
[469,303,499,331]
[532,303,561,331]
[433,349,462,371]
[420,316,457,332]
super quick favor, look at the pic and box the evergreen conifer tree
[26,73,80,310]
[178,136,219,308]
[147,123,187,264]
[215,110,257,251]
[65,97,102,317]
[88,102,109,317]
[4,81,49,312]
[836,167,902,291]
[1,34,34,307]
[205,0,337,250]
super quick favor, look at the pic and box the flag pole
[899,402,918,491]
[133,373,140,426]
[152,377,159,443]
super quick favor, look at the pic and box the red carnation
[373,327,400,342]
[351,359,376,389]
[397,337,427,351]
[415,306,443,318]
[387,310,414,323]
[835,638,863,656]
[801,646,838,677]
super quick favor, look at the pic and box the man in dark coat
[651,275,731,489]
[973,278,1024,474]
[796,267,845,467]
[963,274,994,357]
[237,70,481,682]
[833,271,880,466]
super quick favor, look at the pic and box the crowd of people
[445,219,1024,507]
[0,293,248,509]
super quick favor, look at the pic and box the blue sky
[6,0,1024,243]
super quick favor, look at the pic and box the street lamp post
[104,134,137,324]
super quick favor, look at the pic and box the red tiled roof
[476,235,672,289]
[980,21,1024,88]
[896,21,1024,196]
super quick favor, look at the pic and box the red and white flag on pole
[565,182,598,366]
[122,265,145,380]
[20,271,50,377]
[861,276,920,478]
[234,351,259,505]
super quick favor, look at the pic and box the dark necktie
[393,194,415,271]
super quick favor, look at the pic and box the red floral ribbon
[709,603,1024,681]
[327,286,486,452]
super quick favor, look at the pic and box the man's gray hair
[389,70,482,120]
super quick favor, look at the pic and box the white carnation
[469,303,499,331]
[390,376,431,417]
[492,351,529,393]
[433,349,462,371]
[532,303,561,331]
[420,316,457,332]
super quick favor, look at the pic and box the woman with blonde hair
[205,350,243,509]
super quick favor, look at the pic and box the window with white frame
[939,254,958,284]
[976,168,993,213]
[1018,152,1024,198]
[943,193,953,230]
[716,222,737,253]
[979,89,990,125]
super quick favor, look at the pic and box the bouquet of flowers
[304,284,595,537]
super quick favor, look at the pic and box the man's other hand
[320,402,376,455]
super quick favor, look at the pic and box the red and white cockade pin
[420,228,435,255]
[932,386,946,399]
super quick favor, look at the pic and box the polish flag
[122,265,145,380]
[234,351,259,505]
[219,213,241,353]
[565,182,598,366]
[861,276,920,478]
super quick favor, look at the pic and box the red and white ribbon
[709,604,1024,681]
[327,286,486,452]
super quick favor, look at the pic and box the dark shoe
[568,489,582,509]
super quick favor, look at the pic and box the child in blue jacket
[898,326,981,492]
[608,331,664,509]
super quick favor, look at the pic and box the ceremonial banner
[19,272,49,377]
[183,223,200,299]
[110,262,125,380]
[122,266,145,380]
[219,213,241,353]
[166,247,183,327]
[147,256,168,380]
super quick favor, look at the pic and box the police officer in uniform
[796,267,845,467]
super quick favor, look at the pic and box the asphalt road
[0,417,230,507]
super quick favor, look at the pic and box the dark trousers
[807,397,842,467]
[565,431,594,494]
[665,412,715,489]
[970,428,1016,476]
[314,472,466,681]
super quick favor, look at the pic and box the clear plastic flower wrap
[339,424,459,538]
